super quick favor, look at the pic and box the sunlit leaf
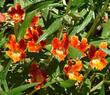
[68,46,82,59]
[70,10,93,36]
[37,18,62,43]
[99,84,105,95]
[10,83,38,94]
[25,0,54,13]
[18,11,36,40]
[101,19,110,38]
[90,81,104,92]
[60,79,75,88]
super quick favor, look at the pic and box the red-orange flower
[25,26,43,42]
[70,35,88,56]
[51,33,69,61]
[8,4,25,23]
[6,35,26,63]
[88,42,108,71]
[64,60,83,82]
[0,13,6,23]
[25,26,46,52]
[29,63,47,90]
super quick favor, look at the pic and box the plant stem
[29,89,38,95]
[66,0,72,14]
[86,15,99,38]
[78,67,91,92]
[14,23,19,40]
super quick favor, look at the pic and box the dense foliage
[0,0,110,95]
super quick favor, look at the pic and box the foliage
[0,0,110,95]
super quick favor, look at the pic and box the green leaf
[101,19,110,38]
[0,61,12,92]
[90,81,104,92]
[101,48,110,56]
[0,88,7,95]
[45,44,52,51]
[25,1,54,13]
[9,83,38,95]
[70,10,93,36]
[60,79,75,88]
[99,84,105,95]
[18,11,36,40]
[90,38,110,47]
[84,79,91,89]
[14,0,36,8]
[0,0,5,7]
[37,18,62,43]
[68,46,82,59]
[43,80,56,88]
[106,57,110,63]
[72,0,88,8]
[0,38,7,48]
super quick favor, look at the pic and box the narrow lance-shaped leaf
[70,10,93,36]
[90,81,104,92]
[68,46,82,59]
[37,18,62,43]
[101,19,110,38]
[10,83,38,94]
[101,48,110,56]
[25,1,54,13]
[18,10,36,40]
[0,61,12,92]
[60,79,75,88]
[99,84,105,95]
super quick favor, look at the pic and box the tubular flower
[64,60,83,82]
[25,26,46,52]
[70,35,88,56]
[8,4,25,23]
[88,42,108,71]
[6,35,26,63]
[51,33,69,61]
[29,63,48,90]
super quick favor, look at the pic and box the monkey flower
[29,63,48,90]
[6,35,26,63]
[64,60,83,82]
[88,42,108,71]
[51,33,69,61]
[8,4,25,23]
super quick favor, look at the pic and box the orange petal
[70,60,83,72]
[78,38,88,52]
[61,33,69,50]
[70,35,78,48]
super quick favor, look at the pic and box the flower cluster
[51,33,108,82]
[3,3,109,92]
